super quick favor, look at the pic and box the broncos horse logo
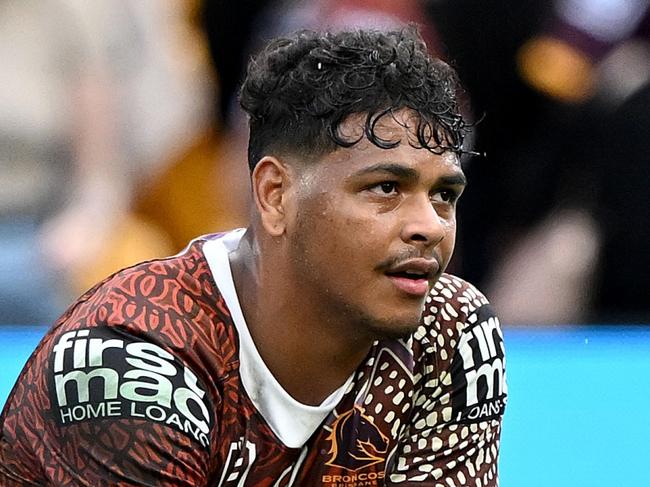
[325,406,389,472]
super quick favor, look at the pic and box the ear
[251,156,293,237]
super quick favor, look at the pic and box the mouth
[384,258,439,297]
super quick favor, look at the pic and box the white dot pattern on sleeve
[382,274,505,486]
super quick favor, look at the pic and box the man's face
[284,111,466,339]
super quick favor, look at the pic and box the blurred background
[1,0,649,485]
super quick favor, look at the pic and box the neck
[229,230,374,405]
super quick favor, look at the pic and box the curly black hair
[240,26,469,171]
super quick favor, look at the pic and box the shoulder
[58,234,243,367]
[427,273,491,323]
[414,273,507,421]
[85,236,216,312]
[57,236,227,337]
[419,273,496,343]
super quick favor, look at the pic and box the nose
[399,194,446,247]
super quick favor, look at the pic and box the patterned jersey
[0,230,507,487]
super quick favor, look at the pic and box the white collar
[202,230,353,448]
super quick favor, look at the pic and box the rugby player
[0,27,507,486]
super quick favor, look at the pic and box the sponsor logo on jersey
[322,406,387,486]
[48,327,212,448]
[451,305,507,423]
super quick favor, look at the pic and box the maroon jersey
[0,230,507,486]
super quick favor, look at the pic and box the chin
[363,313,423,341]
[334,292,425,340]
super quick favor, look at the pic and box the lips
[384,258,440,297]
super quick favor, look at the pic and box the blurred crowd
[1,0,648,326]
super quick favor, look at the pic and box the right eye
[368,182,398,195]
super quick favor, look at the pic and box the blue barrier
[0,325,47,407]
[1,325,649,486]
[501,326,650,487]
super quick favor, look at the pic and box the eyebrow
[438,173,467,186]
[354,163,417,179]
[353,163,467,186]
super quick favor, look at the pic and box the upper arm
[1,324,219,486]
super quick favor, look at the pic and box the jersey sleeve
[386,276,507,486]
[0,322,219,487]
[0,255,227,487]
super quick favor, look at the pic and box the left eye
[369,182,398,195]
[431,190,458,204]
